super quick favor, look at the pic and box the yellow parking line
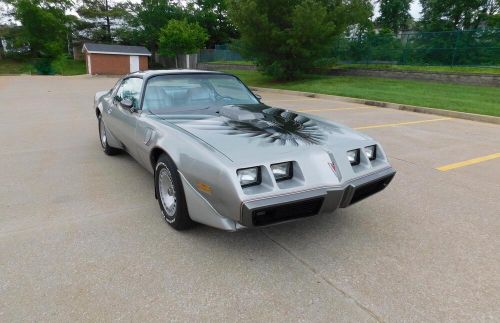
[297,107,375,112]
[436,153,500,171]
[354,118,451,130]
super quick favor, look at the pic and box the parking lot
[0,75,499,322]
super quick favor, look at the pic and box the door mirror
[120,98,134,110]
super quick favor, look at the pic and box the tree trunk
[105,0,111,41]
[151,48,157,64]
[175,55,178,68]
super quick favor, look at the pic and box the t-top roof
[125,69,224,78]
[83,43,151,56]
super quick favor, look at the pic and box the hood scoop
[219,105,264,121]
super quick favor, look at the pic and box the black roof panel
[83,43,151,56]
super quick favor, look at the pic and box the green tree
[187,0,238,48]
[228,0,372,80]
[1,24,29,56]
[76,0,129,42]
[0,25,6,58]
[159,19,208,67]
[7,0,70,58]
[419,0,499,31]
[376,0,412,33]
[119,0,185,62]
[486,11,500,28]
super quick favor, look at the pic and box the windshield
[142,74,259,114]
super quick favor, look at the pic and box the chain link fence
[199,44,244,63]
[199,29,500,67]
[334,29,500,67]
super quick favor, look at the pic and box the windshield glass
[142,74,259,114]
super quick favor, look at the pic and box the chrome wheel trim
[99,118,107,148]
[158,167,177,218]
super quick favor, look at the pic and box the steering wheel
[215,93,234,102]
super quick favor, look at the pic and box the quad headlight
[237,167,261,187]
[347,149,361,166]
[271,162,293,182]
[364,145,377,161]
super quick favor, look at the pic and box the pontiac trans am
[94,70,396,231]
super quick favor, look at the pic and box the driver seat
[143,86,173,111]
[187,86,215,104]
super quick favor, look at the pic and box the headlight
[237,167,261,187]
[347,149,361,166]
[271,162,293,181]
[364,145,377,161]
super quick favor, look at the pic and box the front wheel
[98,114,120,155]
[155,154,194,230]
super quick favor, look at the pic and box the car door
[106,77,144,154]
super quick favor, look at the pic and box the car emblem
[328,162,337,174]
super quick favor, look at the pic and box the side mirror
[120,98,134,111]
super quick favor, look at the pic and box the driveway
[0,75,499,322]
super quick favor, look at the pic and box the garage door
[130,56,140,72]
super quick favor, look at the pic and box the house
[82,43,151,75]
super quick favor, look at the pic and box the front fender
[146,120,242,222]
[95,91,109,105]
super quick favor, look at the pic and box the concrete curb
[327,68,500,87]
[250,86,500,125]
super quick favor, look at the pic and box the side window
[115,78,143,108]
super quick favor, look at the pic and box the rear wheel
[98,114,120,155]
[155,154,194,230]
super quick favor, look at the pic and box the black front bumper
[339,169,396,208]
[240,167,396,228]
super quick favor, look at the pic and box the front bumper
[239,167,396,228]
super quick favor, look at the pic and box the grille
[252,197,324,226]
[350,176,392,205]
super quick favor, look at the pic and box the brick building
[82,43,151,75]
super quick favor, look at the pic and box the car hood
[153,104,370,163]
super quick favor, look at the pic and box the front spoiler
[239,167,396,228]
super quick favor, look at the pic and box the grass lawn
[228,69,500,117]
[205,60,500,75]
[0,59,32,74]
[54,59,86,75]
[340,64,500,75]
[0,58,86,75]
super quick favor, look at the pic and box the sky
[372,0,423,20]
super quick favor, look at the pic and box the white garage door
[130,56,140,72]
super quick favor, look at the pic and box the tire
[155,154,194,230]
[98,114,120,156]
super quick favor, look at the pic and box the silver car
[94,70,396,231]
